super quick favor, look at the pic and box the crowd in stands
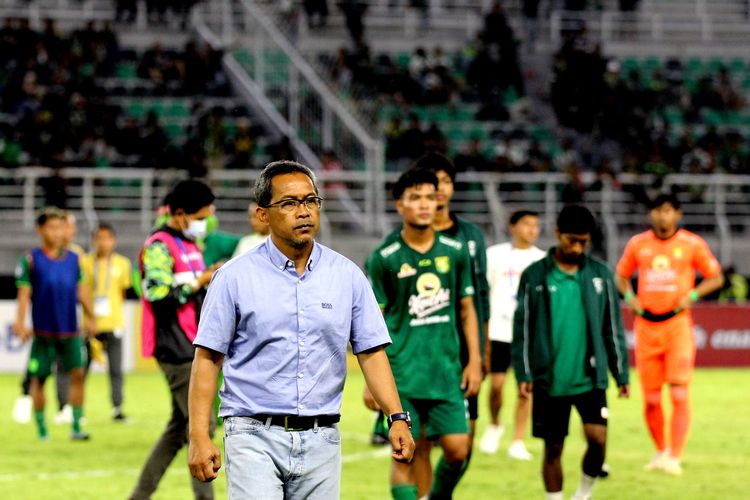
[551,26,750,177]
[0,18,268,174]
[114,0,198,28]
[322,1,523,110]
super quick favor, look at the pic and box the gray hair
[254,160,319,207]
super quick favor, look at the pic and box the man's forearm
[357,347,403,415]
[614,273,632,296]
[695,274,725,298]
[189,347,223,439]
[16,287,30,324]
[78,284,95,318]
[460,299,481,362]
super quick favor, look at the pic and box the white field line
[0,434,390,482]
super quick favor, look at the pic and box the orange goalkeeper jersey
[616,229,721,314]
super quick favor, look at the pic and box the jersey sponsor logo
[409,273,451,319]
[397,263,417,279]
[435,256,450,274]
[643,254,678,292]
[593,277,604,294]
[651,254,670,271]
[380,242,401,258]
[437,235,462,250]
[418,259,432,267]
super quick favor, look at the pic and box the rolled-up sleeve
[194,267,238,354]
[349,267,391,354]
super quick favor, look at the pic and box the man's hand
[518,382,533,400]
[675,293,694,312]
[389,421,415,463]
[618,384,630,399]
[84,317,97,337]
[461,359,482,397]
[362,386,380,411]
[188,436,222,482]
[11,320,31,342]
[626,295,644,316]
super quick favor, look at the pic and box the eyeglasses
[263,196,323,214]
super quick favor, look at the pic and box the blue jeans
[224,416,342,500]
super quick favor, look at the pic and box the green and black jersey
[366,233,474,399]
[439,214,489,360]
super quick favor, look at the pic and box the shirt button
[297,279,302,284]
[299,340,305,346]
[298,373,304,379]
[298,404,304,409]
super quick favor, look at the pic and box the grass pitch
[0,365,747,499]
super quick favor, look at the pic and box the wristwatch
[387,411,412,429]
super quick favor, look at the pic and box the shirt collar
[265,237,320,272]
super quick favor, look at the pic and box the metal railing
[2,167,747,268]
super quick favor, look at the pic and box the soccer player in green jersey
[366,168,482,500]
[410,153,491,497]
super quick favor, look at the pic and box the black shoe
[113,411,128,423]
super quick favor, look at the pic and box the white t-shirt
[232,233,268,258]
[486,242,546,343]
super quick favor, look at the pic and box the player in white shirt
[232,201,270,258]
[480,210,545,460]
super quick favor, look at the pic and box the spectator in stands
[401,113,426,160]
[385,115,406,162]
[228,117,256,169]
[715,67,745,111]
[140,110,172,168]
[522,0,541,51]
[115,0,137,24]
[454,136,491,172]
[423,122,448,154]
[338,0,368,44]
[303,0,329,28]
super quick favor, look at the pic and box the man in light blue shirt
[188,160,415,499]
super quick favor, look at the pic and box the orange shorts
[634,313,695,392]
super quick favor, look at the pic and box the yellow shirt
[81,253,132,333]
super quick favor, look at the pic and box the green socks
[34,409,47,439]
[72,406,84,433]
[429,455,470,498]
[391,484,418,500]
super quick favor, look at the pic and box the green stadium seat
[164,123,184,141]
[395,52,411,70]
[166,101,191,118]
[685,57,703,75]
[643,57,661,73]
[621,57,639,73]
[127,101,146,119]
[729,58,746,74]
[114,63,137,79]
[663,106,684,126]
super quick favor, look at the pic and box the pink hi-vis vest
[139,230,206,358]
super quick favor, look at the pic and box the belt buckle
[284,416,303,432]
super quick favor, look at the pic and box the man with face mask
[130,179,220,500]
[511,205,630,500]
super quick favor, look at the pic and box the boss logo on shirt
[321,302,333,309]
[592,277,604,294]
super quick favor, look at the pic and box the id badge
[94,296,112,317]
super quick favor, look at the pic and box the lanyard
[92,256,112,297]
[174,237,198,278]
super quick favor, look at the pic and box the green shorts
[401,395,470,440]
[28,336,87,379]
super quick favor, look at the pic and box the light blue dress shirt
[194,238,391,417]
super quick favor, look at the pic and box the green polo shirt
[547,264,594,397]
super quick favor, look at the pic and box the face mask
[182,218,207,241]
